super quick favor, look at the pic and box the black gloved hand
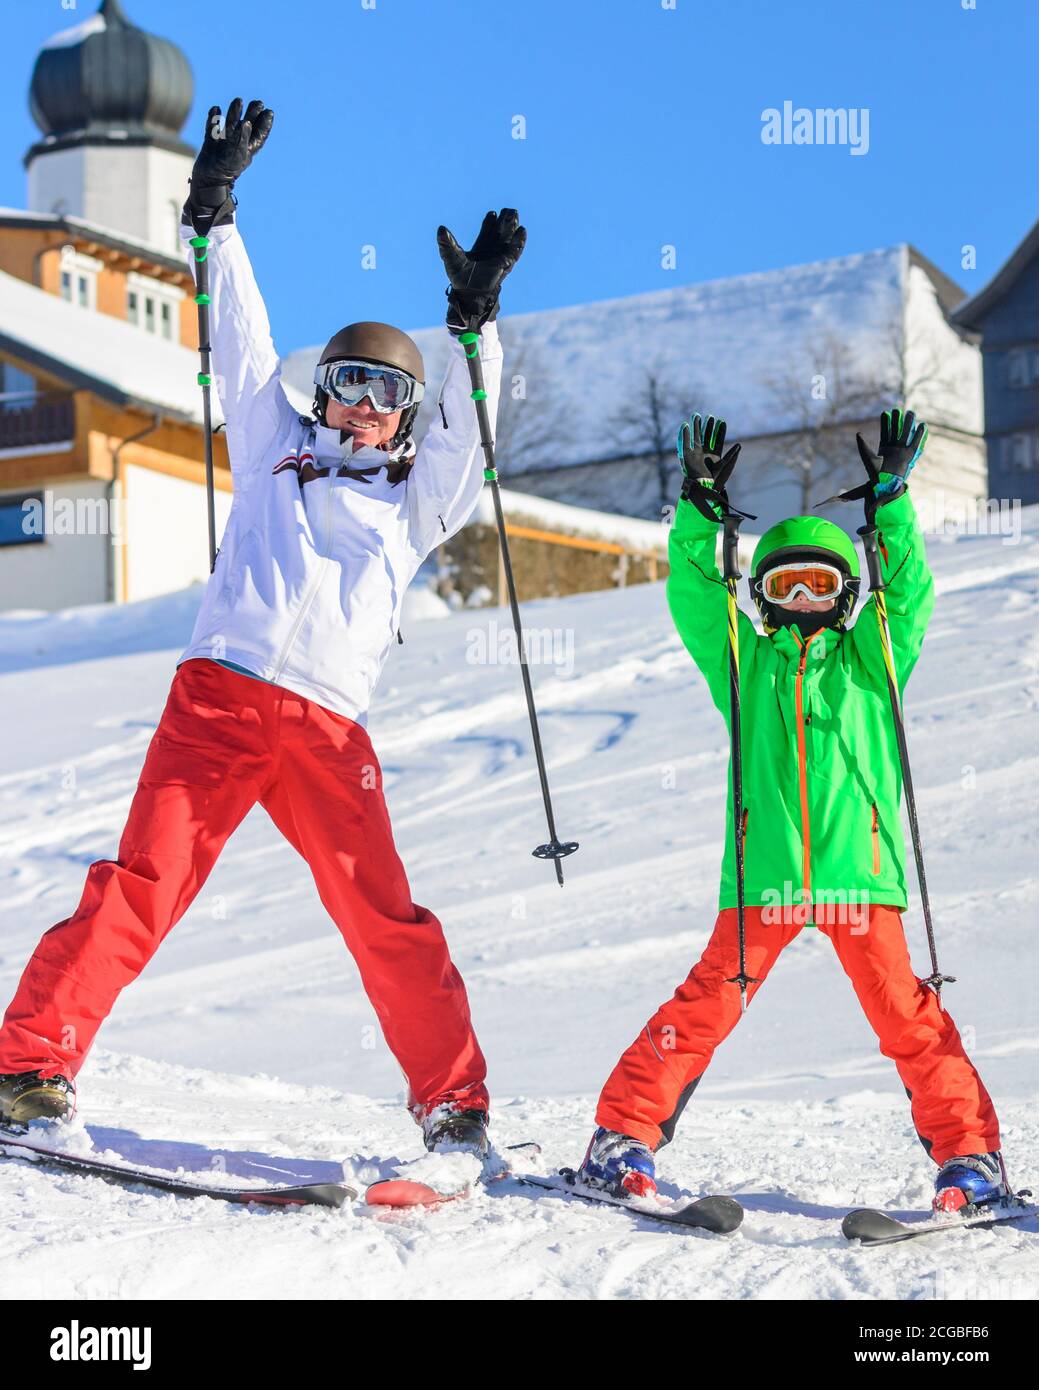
[855,407,928,504]
[679,414,740,484]
[677,413,746,523]
[184,98,275,234]
[436,208,527,334]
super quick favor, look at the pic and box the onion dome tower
[26,0,195,252]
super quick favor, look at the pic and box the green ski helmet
[750,516,861,635]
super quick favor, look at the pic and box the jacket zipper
[870,802,881,874]
[272,469,338,682]
[741,807,749,865]
[794,634,816,912]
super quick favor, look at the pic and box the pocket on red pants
[137,663,268,789]
[138,733,228,788]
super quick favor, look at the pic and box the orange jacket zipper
[794,635,816,912]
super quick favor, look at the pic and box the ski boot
[579,1126,657,1198]
[933,1151,1011,1215]
[0,1070,76,1131]
[421,1104,489,1157]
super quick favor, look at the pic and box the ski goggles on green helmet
[314,359,425,414]
[759,560,847,605]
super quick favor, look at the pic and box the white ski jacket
[178,221,502,723]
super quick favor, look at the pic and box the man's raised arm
[181,98,292,483]
[407,208,525,554]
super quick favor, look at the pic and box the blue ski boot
[579,1126,657,1198]
[933,1151,1011,1215]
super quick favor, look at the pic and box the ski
[366,1178,467,1208]
[513,1167,744,1234]
[0,1131,355,1208]
[365,1141,542,1210]
[843,1196,1038,1246]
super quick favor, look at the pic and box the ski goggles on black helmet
[314,359,425,414]
[758,560,847,606]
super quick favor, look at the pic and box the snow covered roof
[951,217,1039,329]
[0,207,188,276]
[0,266,216,424]
[283,244,944,470]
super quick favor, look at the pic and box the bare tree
[492,335,574,478]
[884,317,965,416]
[606,360,695,512]
[761,335,894,511]
[761,321,966,511]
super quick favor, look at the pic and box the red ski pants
[0,660,488,1118]
[596,905,999,1165]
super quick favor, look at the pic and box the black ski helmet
[313,321,425,452]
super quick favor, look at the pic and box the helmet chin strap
[765,603,841,636]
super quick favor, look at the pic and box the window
[57,247,101,311]
[1005,434,1038,473]
[0,362,37,412]
[125,272,184,339]
[1007,347,1039,389]
[0,493,44,547]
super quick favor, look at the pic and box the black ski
[0,1132,355,1208]
[843,1197,1038,1246]
[514,1168,743,1234]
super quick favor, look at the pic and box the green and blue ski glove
[677,413,743,522]
[856,408,929,504]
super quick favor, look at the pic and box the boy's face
[783,594,836,615]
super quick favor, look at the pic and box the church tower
[25,0,194,254]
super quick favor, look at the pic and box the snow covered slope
[1,510,1037,1300]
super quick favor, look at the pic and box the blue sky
[4,0,1036,352]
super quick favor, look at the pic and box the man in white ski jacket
[0,99,524,1157]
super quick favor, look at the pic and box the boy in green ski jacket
[581,410,1006,1214]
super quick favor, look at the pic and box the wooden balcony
[0,394,75,452]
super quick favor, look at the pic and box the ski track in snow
[0,514,1037,1299]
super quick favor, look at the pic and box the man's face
[325,395,403,452]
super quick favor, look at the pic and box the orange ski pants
[596,904,999,1165]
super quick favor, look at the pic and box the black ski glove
[855,407,928,505]
[436,208,527,335]
[184,98,275,235]
[677,413,744,522]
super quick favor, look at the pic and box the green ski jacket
[666,488,934,914]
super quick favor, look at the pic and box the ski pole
[721,513,758,1012]
[457,330,578,886]
[189,234,218,572]
[858,523,954,1002]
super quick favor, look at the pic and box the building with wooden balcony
[0,0,231,611]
